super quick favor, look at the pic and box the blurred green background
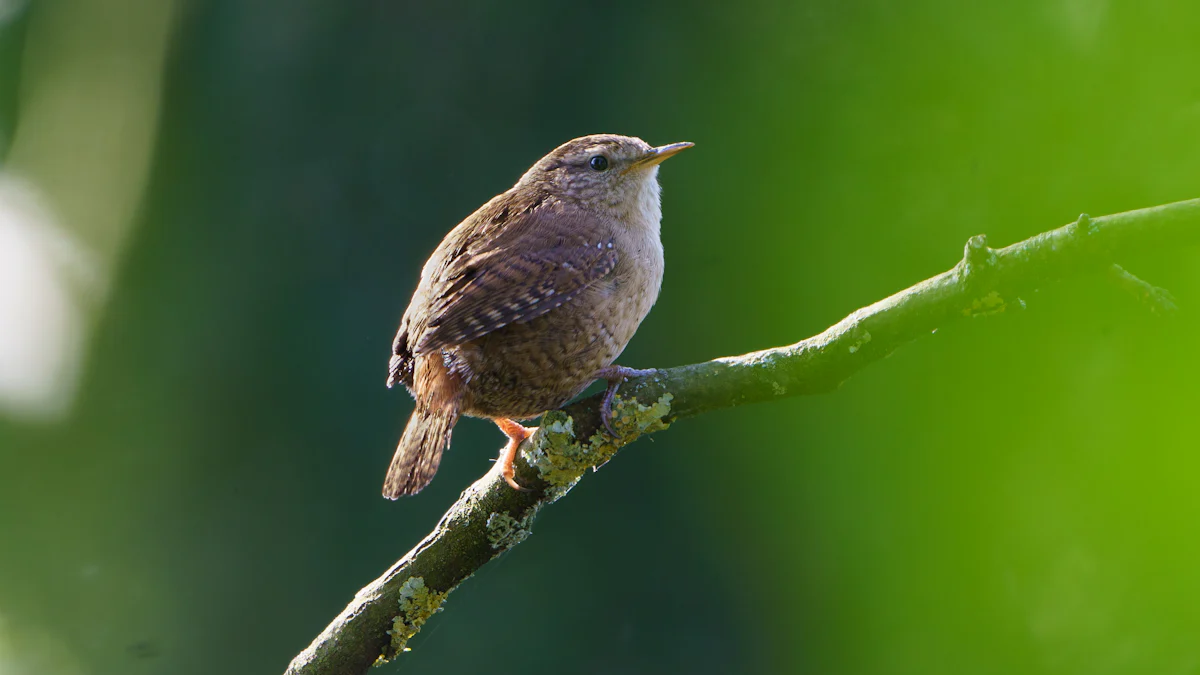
[2,1,1199,673]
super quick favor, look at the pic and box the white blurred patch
[0,610,87,675]
[0,176,98,421]
[0,0,28,27]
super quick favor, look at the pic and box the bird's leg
[593,365,658,437]
[493,418,536,491]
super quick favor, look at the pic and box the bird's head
[518,134,692,220]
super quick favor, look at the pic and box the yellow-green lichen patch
[382,576,447,660]
[589,393,673,444]
[962,291,1007,317]
[486,510,535,550]
[524,394,673,494]
[523,412,585,494]
[847,328,872,354]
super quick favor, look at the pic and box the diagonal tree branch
[285,198,1200,675]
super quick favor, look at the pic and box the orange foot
[493,418,536,491]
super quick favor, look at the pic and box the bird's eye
[588,155,609,172]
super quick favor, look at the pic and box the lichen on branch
[380,577,448,661]
[524,393,673,494]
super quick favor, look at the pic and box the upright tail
[383,403,459,498]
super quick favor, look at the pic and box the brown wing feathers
[415,239,618,354]
[407,199,619,354]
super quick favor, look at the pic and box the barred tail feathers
[382,402,459,498]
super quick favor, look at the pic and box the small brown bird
[383,134,692,498]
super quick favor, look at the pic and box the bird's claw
[503,472,531,492]
[601,398,620,437]
[596,366,658,438]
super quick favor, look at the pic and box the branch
[1107,263,1178,315]
[285,198,1200,675]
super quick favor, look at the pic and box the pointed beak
[627,141,694,172]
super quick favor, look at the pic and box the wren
[384,134,692,498]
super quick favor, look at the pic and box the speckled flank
[460,214,664,418]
